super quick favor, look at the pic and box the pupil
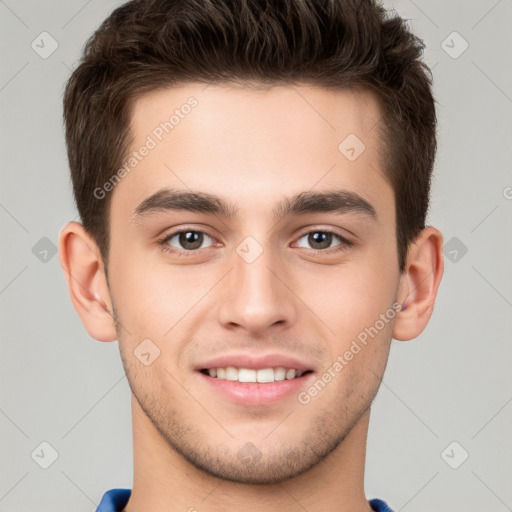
[180,231,202,250]
[310,232,331,249]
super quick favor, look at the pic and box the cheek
[300,255,399,344]
[109,252,214,343]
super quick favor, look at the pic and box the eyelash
[157,228,354,257]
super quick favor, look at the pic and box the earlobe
[393,226,444,341]
[58,221,118,342]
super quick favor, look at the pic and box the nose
[216,243,298,335]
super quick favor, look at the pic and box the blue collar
[96,489,395,512]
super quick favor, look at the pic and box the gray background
[1,0,511,511]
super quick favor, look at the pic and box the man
[58,0,444,510]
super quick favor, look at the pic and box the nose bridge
[217,236,296,333]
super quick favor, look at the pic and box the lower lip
[198,371,315,406]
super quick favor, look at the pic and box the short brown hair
[63,0,436,271]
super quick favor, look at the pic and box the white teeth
[225,366,238,381]
[285,369,296,380]
[205,366,306,382]
[256,368,274,383]
[274,367,286,381]
[239,368,257,382]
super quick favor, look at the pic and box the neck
[124,395,372,512]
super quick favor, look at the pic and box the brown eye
[296,231,345,250]
[309,232,333,249]
[164,230,213,251]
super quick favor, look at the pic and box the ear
[58,221,117,342]
[393,226,444,341]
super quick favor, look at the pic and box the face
[107,83,400,484]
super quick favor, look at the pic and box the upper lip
[195,352,315,372]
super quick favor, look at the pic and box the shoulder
[96,488,131,512]
[369,498,395,512]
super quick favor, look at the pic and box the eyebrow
[133,188,377,222]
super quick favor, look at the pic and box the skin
[59,83,444,512]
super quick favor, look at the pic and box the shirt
[95,488,395,511]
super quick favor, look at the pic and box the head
[59,0,443,485]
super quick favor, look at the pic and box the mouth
[199,366,314,383]
[195,355,316,406]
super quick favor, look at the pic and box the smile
[200,367,311,383]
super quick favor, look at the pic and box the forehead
[112,83,392,221]
[130,82,383,155]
